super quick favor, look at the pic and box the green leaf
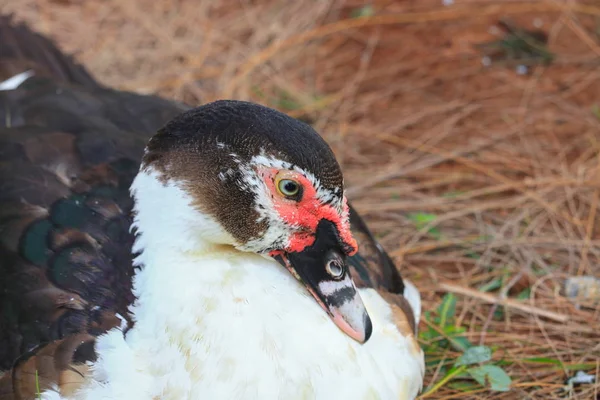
[429,228,442,239]
[516,287,531,300]
[593,104,600,120]
[449,336,472,352]
[522,357,562,365]
[35,369,41,399]
[442,190,465,198]
[493,306,504,320]
[251,85,266,99]
[419,326,439,341]
[407,212,441,239]
[456,346,493,366]
[440,326,472,351]
[478,278,502,292]
[423,310,433,322]
[421,365,468,397]
[272,89,302,111]
[443,325,466,335]
[520,358,597,370]
[447,381,481,392]
[408,212,437,227]
[425,357,443,367]
[467,365,512,392]
[437,293,456,327]
[350,5,374,18]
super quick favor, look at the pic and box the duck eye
[277,179,301,199]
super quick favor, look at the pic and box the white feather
[403,280,422,327]
[0,70,34,91]
[59,169,423,399]
[40,386,64,400]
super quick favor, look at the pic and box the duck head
[138,100,372,343]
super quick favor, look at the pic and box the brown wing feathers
[0,15,185,388]
[346,206,419,341]
[0,333,96,400]
[346,204,406,295]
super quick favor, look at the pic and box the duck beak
[274,219,372,344]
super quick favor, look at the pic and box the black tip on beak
[364,312,373,342]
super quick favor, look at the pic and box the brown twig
[438,282,570,323]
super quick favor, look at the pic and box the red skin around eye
[260,168,358,256]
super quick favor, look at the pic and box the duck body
[0,17,424,400]
[72,247,422,400]
[58,168,423,400]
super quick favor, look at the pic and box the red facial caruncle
[258,167,358,256]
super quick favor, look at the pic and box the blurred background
[2,0,599,398]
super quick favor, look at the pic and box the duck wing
[0,16,187,397]
[346,204,420,336]
[346,204,405,294]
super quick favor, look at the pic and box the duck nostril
[326,259,344,279]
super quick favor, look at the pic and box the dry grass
[3,0,600,398]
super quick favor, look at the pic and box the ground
[2,0,600,398]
